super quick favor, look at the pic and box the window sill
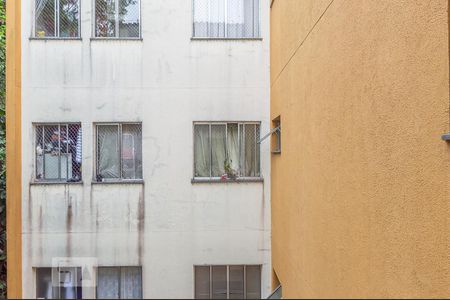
[29,37,82,41]
[90,38,143,41]
[191,177,264,184]
[30,181,83,186]
[91,180,144,185]
[272,150,281,155]
[191,37,262,41]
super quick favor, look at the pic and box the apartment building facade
[270,0,450,298]
[7,0,271,298]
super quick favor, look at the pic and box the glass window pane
[95,0,117,37]
[119,0,140,37]
[245,266,261,299]
[226,124,239,177]
[36,268,53,299]
[229,266,244,299]
[243,124,257,177]
[195,266,211,299]
[57,267,82,299]
[212,266,227,299]
[97,267,120,299]
[59,0,79,37]
[121,124,143,180]
[97,125,120,180]
[193,0,209,37]
[35,0,56,37]
[43,125,61,180]
[194,125,211,177]
[120,267,142,299]
[211,125,226,177]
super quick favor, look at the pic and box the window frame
[33,122,82,183]
[96,266,143,299]
[92,0,142,39]
[191,0,262,40]
[94,122,143,182]
[193,265,262,299]
[35,267,83,299]
[33,0,82,39]
[193,121,261,180]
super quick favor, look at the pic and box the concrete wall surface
[21,0,271,298]
[271,0,450,298]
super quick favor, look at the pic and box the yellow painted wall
[271,0,450,298]
[6,0,22,298]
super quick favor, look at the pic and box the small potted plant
[222,158,238,181]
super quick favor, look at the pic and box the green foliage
[0,0,6,297]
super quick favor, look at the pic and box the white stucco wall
[21,0,271,299]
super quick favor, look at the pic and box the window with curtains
[194,122,260,179]
[35,123,82,182]
[36,267,82,299]
[95,123,143,182]
[96,267,143,299]
[194,265,261,299]
[95,0,141,38]
[193,0,260,38]
[34,0,80,38]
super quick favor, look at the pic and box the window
[35,0,80,38]
[96,267,143,299]
[95,123,143,181]
[193,0,260,38]
[35,124,82,182]
[194,265,261,299]
[36,267,82,299]
[272,116,281,154]
[95,0,141,38]
[194,122,260,179]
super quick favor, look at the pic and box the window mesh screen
[35,0,79,38]
[193,0,260,38]
[35,124,82,182]
[95,0,141,38]
[96,123,143,181]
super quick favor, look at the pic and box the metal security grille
[194,122,260,179]
[35,0,80,38]
[35,124,82,182]
[193,0,260,38]
[95,123,143,181]
[95,0,141,38]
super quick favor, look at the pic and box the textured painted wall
[271,0,450,298]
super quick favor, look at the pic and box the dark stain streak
[66,185,72,258]
[137,186,145,265]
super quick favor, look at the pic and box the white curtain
[120,267,143,299]
[227,124,239,173]
[121,124,143,179]
[211,125,227,177]
[97,268,120,299]
[98,125,120,179]
[193,0,259,38]
[194,125,211,177]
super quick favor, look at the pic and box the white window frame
[33,0,81,38]
[93,0,142,39]
[194,265,262,299]
[191,0,261,39]
[94,122,143,182]
[193,121,261,180]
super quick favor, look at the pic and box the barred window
[35,0,80,38]
[95,123,143,181]
[193,0,260,38]
[95,0,141,38]
[96,267,143,299]
[194,122,260,179]
[194,265,261,299]
[35,124,82,182]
